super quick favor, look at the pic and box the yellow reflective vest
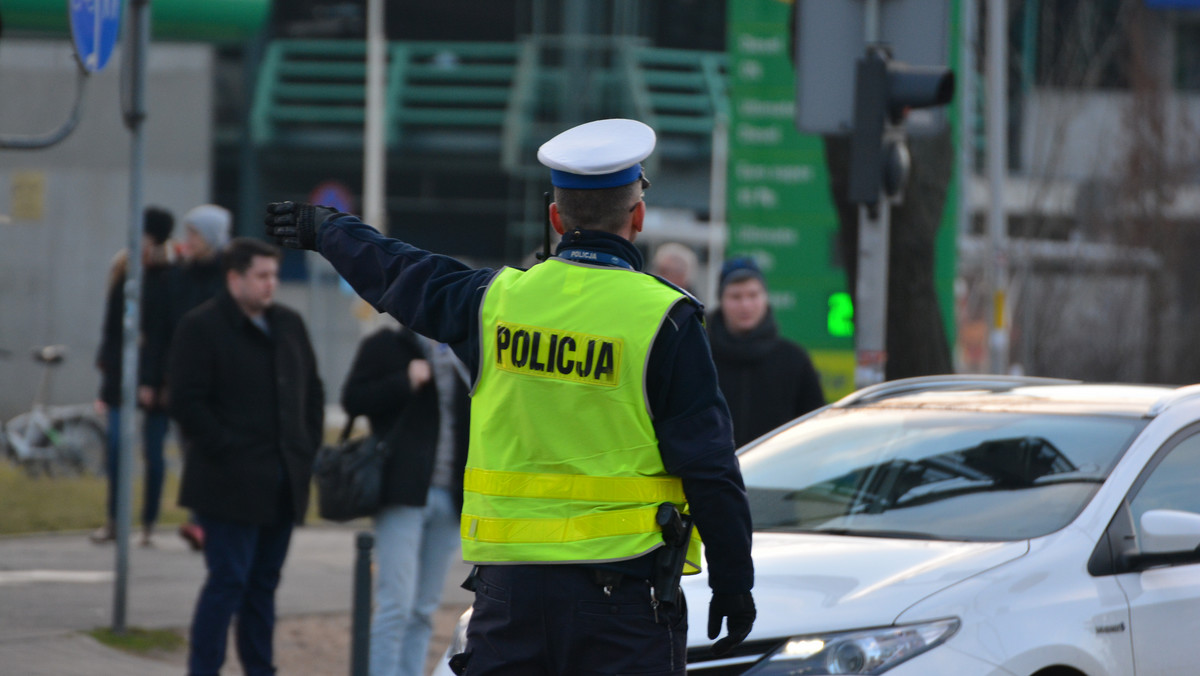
[463,258,701,571]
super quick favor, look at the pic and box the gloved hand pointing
[264,201,339,251]
[708,592,756,656]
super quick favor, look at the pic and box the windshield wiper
[1032,475,1105,485]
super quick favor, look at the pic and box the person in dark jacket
[708,257,825,448]
[340,323,469,676]
[172,204,231,322]
[169,203,232,551]
[92,206,176,547]
[167,237,324,676]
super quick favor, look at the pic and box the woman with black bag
[340,322,470,676]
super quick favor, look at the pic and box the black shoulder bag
[312,416,389,522]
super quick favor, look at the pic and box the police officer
[265,119,755,675]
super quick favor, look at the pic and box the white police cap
[537,118,655,189]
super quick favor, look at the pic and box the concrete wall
[0,39,213,420]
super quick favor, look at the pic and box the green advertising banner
[726,0,961,401]
[726,0,855,400]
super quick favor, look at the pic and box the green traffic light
[827,292,855,338]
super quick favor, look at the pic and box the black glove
[264,201,338,251]
[707,592,756,657]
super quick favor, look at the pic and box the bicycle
[1,345,106,478]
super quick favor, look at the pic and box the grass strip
[88,626,186,654]
[0,460,188,535]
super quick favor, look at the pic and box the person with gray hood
[169,203,233,551]
[173,204,232,321]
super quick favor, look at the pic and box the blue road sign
[309,180,357,214]
[70,0,123,73]
[307,180,358,293]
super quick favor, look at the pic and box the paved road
[0,526,474,675]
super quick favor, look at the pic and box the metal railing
[250,37,727,163]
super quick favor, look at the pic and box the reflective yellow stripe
[462,506,659,543]
[464,467,686,504]
[685,530,702,575]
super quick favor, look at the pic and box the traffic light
[847,47,955,206]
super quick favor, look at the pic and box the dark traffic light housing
[847,47,955,207]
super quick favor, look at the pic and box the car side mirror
[1140,509,1200,554]
[1125,509,1200,571]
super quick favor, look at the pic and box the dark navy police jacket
[317,215,754,595]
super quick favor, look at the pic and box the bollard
[351,531,374,676]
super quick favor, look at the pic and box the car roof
[832,375,1200,418]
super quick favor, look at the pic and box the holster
[448,651,471,675]
[461,565,479,592]
[652,503,693,607]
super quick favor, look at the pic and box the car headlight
[447,607,472,657]
[742,618,960,674]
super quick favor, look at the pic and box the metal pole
[563,0,587,123]
[986,0,1008,374]
[863,0,881,44]
[363,0,387,232]
[854,0,890,388]
[854,203,891,388]
[957,0,976,241]
[113,0,150,634]
[350,531,375,676]
[957,0,978,375]
[706,115,728,306]
[0,68,87,149]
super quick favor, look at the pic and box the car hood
[682,532,1028,645]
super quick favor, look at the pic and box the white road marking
[0,570,113,586]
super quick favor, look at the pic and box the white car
[437,376,1200,675]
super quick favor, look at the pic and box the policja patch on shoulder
[494,321,622,387]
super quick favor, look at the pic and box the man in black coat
[708,257,826,448]
[167,237,324,676]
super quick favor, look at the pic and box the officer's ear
[629,201,645,235]
[549,203,566,236]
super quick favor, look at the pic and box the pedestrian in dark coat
[167,237,324,676]
[92,206,176,547]
[168,202,232,552]
[340,324,469,510]
[171,204,231,326]
[709,257,826,448]
[340,323,470,676]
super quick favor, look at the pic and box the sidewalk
[0,526,474,675]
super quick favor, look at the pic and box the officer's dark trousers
[187,512,294,676]
[462,564,687,676]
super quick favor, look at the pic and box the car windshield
[739,407,1146,541]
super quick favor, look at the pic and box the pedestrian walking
[167,237,324,676]
[708,256,825,448]
[341,324,470,676]
[265,118,755,675]
[92,206,176,547]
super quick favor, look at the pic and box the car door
[1112,427,1200,676]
